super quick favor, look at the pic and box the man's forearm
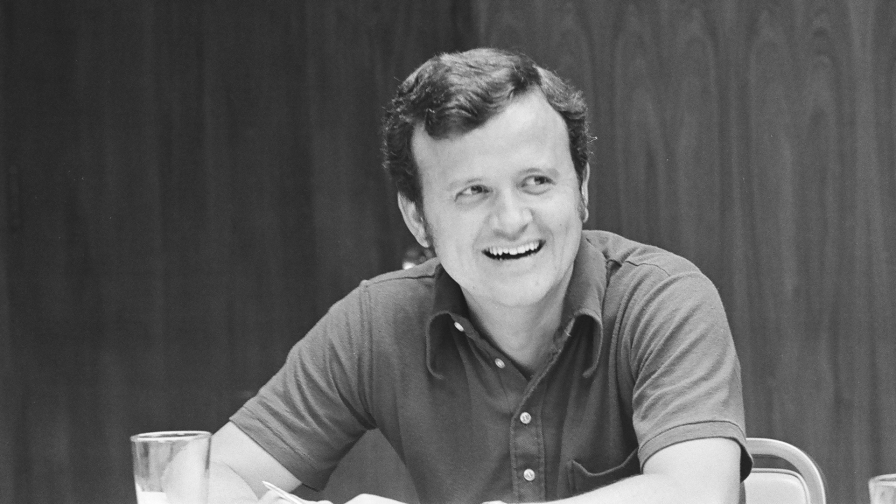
[209,460,262,504]
[534,472,739,504]
[522,437,743,504]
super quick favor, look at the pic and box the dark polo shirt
[232,230,751,503]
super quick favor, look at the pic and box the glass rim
[130,430,211,443]
[870,473,896,486]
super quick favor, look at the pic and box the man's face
[400,91,587,311]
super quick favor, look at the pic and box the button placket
[511,396,545,501]
[511,374,548,502]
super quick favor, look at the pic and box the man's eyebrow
[520,166,560,177]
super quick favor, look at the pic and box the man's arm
[209,422,302,504]
[210,423,411,504]
[532,438,741,504]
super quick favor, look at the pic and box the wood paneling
[301,0,463,309]
[738,1,857,494]
[474,1,896,503]
[867,0,896,488]
[1,2,460,503]
[0,3,15,501]
[3,1,895,504]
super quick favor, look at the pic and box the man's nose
[490,190,532,234]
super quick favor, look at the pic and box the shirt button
[523,468,536,481]
[453,321,464,332]
[520,412,532,424]
[494,358,506,369]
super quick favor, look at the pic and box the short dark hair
[382,47,590,208]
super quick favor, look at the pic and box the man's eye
[524,176,553,190]
[458,185,487,197]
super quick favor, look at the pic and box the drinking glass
[131,431,211,504]
[870,474,896,504]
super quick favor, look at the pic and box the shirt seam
[360,265,438,287]
[233,408,326,476]
[637,418,747,462]
[359,282,376,427]
[618,259,704,281]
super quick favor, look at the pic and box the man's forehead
[410,124,465,183]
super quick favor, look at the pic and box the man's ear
[580,163,591,222]
[397,193,431,248]
[581,163,591,207]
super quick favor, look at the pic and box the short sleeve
[230,286,375,490]
[622,269,752,480]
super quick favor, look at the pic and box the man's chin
[450,262,562,307]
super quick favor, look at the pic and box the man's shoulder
[352,258,439,311]
[362,258,439,288]
[583,230,702,279]
[318,260,437,355]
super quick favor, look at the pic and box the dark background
[2,1,895,504]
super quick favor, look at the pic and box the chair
[744,437,826,504]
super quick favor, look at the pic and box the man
[210,48,752,504]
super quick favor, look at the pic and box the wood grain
[665,4,725,280]
[2,1,895,504]
[472,2,895,503]
[1,1,458,503]
[0,3,15,500]
[868,0,896,487]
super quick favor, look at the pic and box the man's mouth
[482,240,545,260]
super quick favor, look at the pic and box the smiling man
[209,48,752,504]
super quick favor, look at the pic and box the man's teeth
[485,241,542,259]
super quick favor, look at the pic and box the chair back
[744,438,826,504]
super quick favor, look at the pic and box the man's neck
[465,292,566,377]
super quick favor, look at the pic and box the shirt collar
[425,231,608,378]
[425,265,468,378]
[559,232,606,377]
[560,231,605,334]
